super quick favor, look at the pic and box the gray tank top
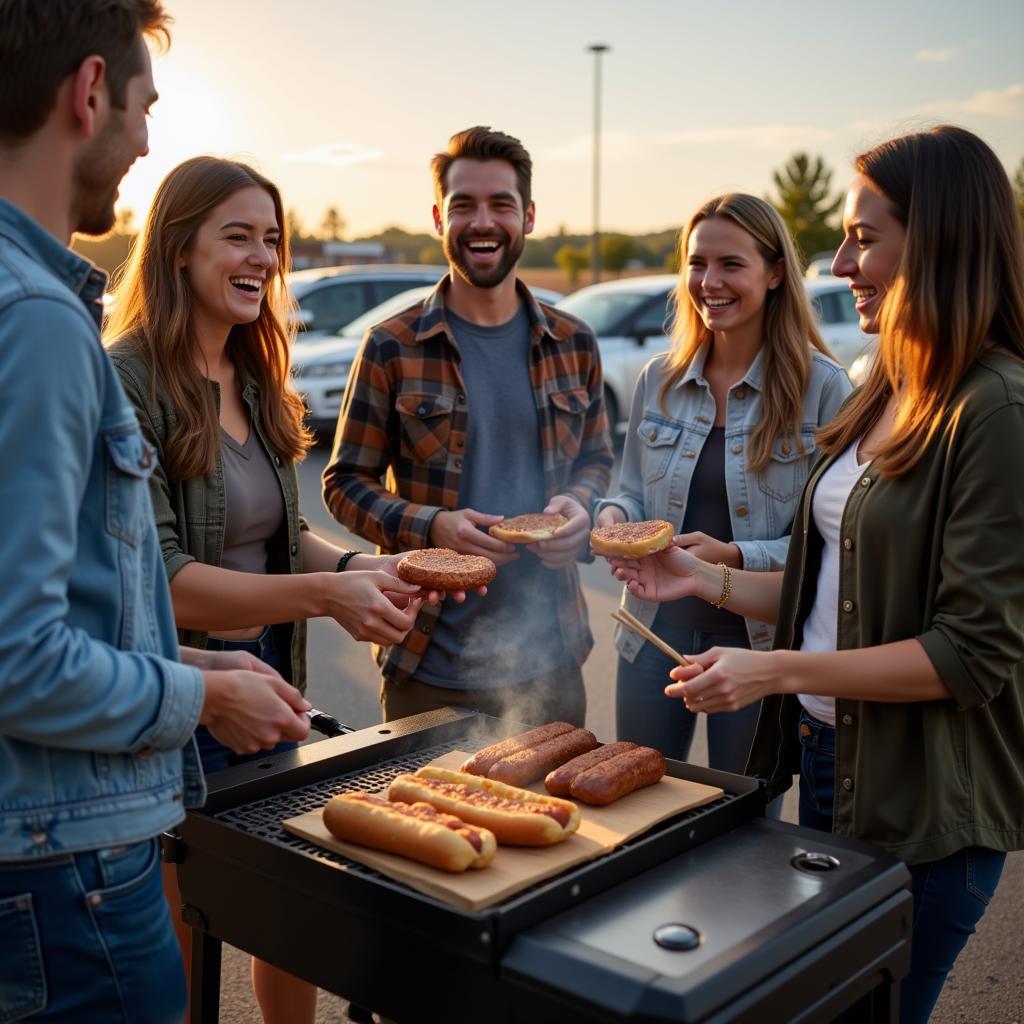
[219,426,285,574]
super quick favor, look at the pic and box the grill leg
[189,928,222,1024]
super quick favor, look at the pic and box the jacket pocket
[103,423,156,547]
[550,387,589,462]
[395,392,453,466]
[0,894,46,1022]
[637,417,682,483]
[757,432,817,503]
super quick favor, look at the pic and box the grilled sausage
[388,767,580,846]
[459,721,576,776]
[322,793,497,872]
[487,728,600,787]
[543,741,639,797]
[569,747,667,805]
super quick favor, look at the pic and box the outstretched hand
[527,495,591,569]
[325,570,425,645]
[609,542,707,602]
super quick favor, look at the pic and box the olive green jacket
[110,341,308,694]
[748,351,1024,864]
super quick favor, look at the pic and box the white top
[797,440,871,726]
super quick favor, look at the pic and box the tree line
[75,153,1024,280]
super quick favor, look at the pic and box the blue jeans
[194,628,299,774]
[796,708,1006,1024]
[0,839,184,1023]
[616,626,782,817]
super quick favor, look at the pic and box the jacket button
[841,714,854,726]
[860,477,871,488]
[88,893,103,908]
[781,442,791,455]
[454,458,463,469]
[138,746,155,759]
[842,777,854,791]
[842,599,855,612]
[669,500,684,509]
[735,505,748,517]
[275,455,283,467]
[843,537,853,550]
[420,624,431,634]
[290,542,298,556]
[734,388,747,399]
[417,405,427,415]
[457,393,466,403]
[456,438,464,447]
[648,430,658,440]
[731,444,742,455]
[684,450,696,459]
[31,830,47,845]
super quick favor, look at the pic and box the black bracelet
[336,550,360,573]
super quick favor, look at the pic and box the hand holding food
[388,767,580,846]
[322,792,496,872]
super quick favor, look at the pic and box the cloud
[916,83,1024,119]
[280,142,383,168]
[914,48,958,62]
[543,124,834,162]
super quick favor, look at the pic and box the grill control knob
[653,923,702,951]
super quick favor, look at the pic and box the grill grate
[212,738,740,901]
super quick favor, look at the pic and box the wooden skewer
[611,608,694,666]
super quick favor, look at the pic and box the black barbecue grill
[169,708,912,1023]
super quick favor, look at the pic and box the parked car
[556,275,678,432]
[805,277,875,381]
[287,264,449,340]
[293,282,563,436]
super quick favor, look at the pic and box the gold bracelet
[713,561,732,608]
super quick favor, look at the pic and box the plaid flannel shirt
[323,276,613,684]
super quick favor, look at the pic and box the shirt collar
[414,274,575,346]
[0,198,107,327]
[677,339,766,391]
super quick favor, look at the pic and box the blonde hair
[660,193,832,473]
[818,126,1024,476]
[105,156,310,480]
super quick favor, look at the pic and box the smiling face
[832,174,907,335]
[433,158,535,289]
[685,216,782,338]
[181,186,281,333]
[72,41,157,236]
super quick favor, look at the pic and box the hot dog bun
[543,741,639,797]
[569,746,667,805]
[590,520,674,557]
[322,793,496,872]
[487,728,599,787]
[459,721,576,777]
[388,767,580,846]
[396,549,497,589]
[488,513,568,543]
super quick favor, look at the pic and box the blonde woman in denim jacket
[595,193,851,781]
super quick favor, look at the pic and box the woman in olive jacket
[610,126,1024,1024]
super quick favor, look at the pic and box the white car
[287,265,448,341]
[293,283,563,435]
[556,275,678,431]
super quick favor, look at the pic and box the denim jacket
[598,344,851,657]
[0,199,205,861]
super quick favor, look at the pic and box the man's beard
[444,227,524,289]
[70,123,128,236]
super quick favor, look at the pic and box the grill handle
[306,708,355,738]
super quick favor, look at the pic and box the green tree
[286,207,308,243]
[319,206,346,241]
[554,244,589,286]
[1013,157,1024,232]
[769,152,843,267]
[600,234,634,274]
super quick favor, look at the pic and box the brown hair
[0,0,170,142]
[660,193,833,473]
[817,126,1024,476]
[105,156,311,480]
[431,126,533,208]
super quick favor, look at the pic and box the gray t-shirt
[415,304,566,688]
[219,426,285,575]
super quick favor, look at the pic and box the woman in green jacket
[609,126,1024,1024]
[106,156,464,1024]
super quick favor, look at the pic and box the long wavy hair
[817,126,1024,476]
[659,193,832,473]
[105,156,310,480]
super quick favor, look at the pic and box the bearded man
[324,126,612,725]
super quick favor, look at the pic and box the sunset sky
[119,0,1024,239]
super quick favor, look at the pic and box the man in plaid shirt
[323,126,613,725]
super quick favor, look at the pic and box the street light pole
[587,43,610,285]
